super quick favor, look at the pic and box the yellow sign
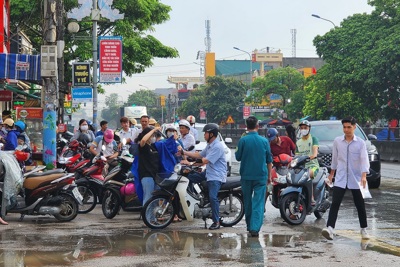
[64,101,72,108]
[226,115,235,124]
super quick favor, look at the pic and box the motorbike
[0,153,83,221]
[278,155,331,225]
[140,163,244,229]
[101,149,138,219]
[268,153,292,209]
[57,140,90,169]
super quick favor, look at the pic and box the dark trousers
[327,186,367,229]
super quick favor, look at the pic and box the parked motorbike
[57,140,90,169]
[278,155,331,225]
[101,153,138,219]
[75,150,108,214]
[0,155,83,221]
[141,163,244,229]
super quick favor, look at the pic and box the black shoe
[209,222,220,230]
[249,231,259,237]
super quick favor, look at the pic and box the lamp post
[311,14,336,27]
[233,47,252,90]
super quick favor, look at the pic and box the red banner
[0,90,12,101]
[99,36,122,83]
[243,106,251,118]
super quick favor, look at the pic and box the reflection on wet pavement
[1,229,393,267]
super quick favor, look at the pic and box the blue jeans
[187,172,223,224]
[141,177,158,205]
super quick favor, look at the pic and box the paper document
[358,181,372,199]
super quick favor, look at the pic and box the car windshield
[310,124,367,141]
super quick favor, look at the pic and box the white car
[194,123,233,176]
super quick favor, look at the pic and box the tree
[249,67,305,107]
[10,0,179,82]
[101,93,122,128]
[313,2,400,120]
[126,89,158,107]
[178,76,247,124]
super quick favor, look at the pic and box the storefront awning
[2,83,41,100]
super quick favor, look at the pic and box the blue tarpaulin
[0,53,41,81]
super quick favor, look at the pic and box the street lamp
[233,47,252,90]
[311,14,336,27]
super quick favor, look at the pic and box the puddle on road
[0,230,396,266]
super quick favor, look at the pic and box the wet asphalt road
[0,160,399,266]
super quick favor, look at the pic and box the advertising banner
[72,87,93,104]
[99,36,122,83]
[72,62,91,86]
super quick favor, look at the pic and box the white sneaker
[361,228,370,240]
[322,226,334,240]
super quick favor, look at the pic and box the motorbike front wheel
[219,193,245,227]
[102,189,121,219]
[54,193,79,221]
[141,195,175,229]
[77,185,97,214]
[279,192,307,225]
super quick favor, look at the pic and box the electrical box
[41,45,57,77]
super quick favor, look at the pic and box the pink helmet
[103,129,114,143]
[120,183,135,196]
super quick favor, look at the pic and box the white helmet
[178,119,190,129]
[187,115,196,124]
[164,123,177,134]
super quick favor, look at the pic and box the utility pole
[92,0,99,130]
[41,0,58,168]
[56,0,65,124]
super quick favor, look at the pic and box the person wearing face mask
[70,119,95,145]
[135,126,161,204]
[295,120,319,205]
[3,118,19,151]
[178,119,195,152]
[164,124,183,161]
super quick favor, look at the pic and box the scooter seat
[201,176,242,191]
[25,168,65,178]
[24,173,66,190]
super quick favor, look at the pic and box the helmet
[103,129,114,143]
[203,123,219,136]
[187,115,195,124]
[164,123,177,135]
[267,128,279,142]
[15,150,30,161]
[120,183,135,196]
[15,120,26,131]
[3,118,14,127]
[178,119,190,129]
[149,118,157,125]
[299,120,311,127]
[129,118,137,125]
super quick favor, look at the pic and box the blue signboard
[72,87,93,103]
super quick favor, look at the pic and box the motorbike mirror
[122,138,127,146]
[186,145,195,151]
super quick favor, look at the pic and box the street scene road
[0,157,399,266]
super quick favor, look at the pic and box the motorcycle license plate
[72,187,83,202]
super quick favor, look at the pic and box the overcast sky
[101,0,374,100]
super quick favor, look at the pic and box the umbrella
[268,119,292,126]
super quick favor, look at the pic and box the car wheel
[368,176,381,189]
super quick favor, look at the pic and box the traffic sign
[226,115,235,124]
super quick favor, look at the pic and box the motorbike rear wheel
[219,193,244,227]
[53,193,78,221]
[77,185,97,214]
[279,192,307,225]
[102,189,121,219]
[141,195,175,229]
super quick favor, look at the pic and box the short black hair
[246,116,258,130]
[18,135,25,141]
[100,120,108,127]
[341,116,356,125]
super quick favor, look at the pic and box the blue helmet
[15,120,26,131]
[267,128,279,142]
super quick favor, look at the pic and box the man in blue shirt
[322,116,370,241]
[235,116,272,237]
[96,120,108,137]
[182,123,226,230]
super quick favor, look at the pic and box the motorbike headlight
[286,172,292,184]
[290,158,298,168]
[174,163,182,173]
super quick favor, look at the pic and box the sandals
[0,217,8,225]
[173,216,182,223]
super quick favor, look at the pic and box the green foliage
[126,89,158,107]
[312,2,400,120]
[178,76,247,124]
[101,93,122,127]
[10,0,179,83]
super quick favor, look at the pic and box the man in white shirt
[178,119,195,152]
[187,115,198,141]
[118,116,138,149]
